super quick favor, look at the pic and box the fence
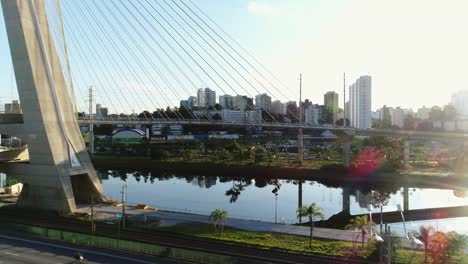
[0,221,238,264]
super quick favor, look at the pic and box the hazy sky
[0,0,467,112]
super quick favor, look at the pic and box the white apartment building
[219,95,233,109]
[304,106,319,126]
[349,76,372,129]
[271,100,285,114]
[451,90,468,117]
[416,106,430,120]
[390,107,405,128]
[233,95,254,111]
[197,88,216,108]
[255,93,272,111]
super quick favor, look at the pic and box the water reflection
[97,169,468,231]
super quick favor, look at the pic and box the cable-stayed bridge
[0,0,467,213]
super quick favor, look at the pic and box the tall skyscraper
[219,95,234,109]
[255,93,272,111]
[349,76,372,129]
[324,91,339,125]
[197,88,216,108]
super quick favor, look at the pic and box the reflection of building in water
[196,177,205,188]
[204,177,217,189]
[193,176,217,189]
[355,191,371,209]
[97,171,109,181]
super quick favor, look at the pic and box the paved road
[0,233,187,264]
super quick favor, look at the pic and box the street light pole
[298,74,303,166]
[274,193,278,224]
[121,183,127,229]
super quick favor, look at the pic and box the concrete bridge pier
[403,139,410,169]
[1,0,106,212]
[342,186,351,214]
[403,187,409,212]
[89,129,95,156]
[453,141,467,179]
[342,141,351,168]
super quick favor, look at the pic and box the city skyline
[0,1,467,112]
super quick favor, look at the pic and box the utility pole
[343,72,346,128]
[91,195,95,235]
[385,224,392,264]
[298,74,304,166]
[88,86,94,155]
[121,183,127,229]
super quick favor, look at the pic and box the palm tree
[345,215,374,248]
[418,225,434,264]
[209,209,228,235]
[296,203,324,247]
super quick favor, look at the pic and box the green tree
[335,118,350,127]
[429,106,444,129]
[418,225,434,264]
[363,136,403,171]
[370,190,391,230]
[296,203,324,247]
[380,105,392,129]
[403,113,416,130]
[443,104,457,129]
[446,232,467,261]
[208,209,228,235]
[214,103,222,111]
[345,215,374,248]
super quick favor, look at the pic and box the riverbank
[92,155,467,189]
[76,204,467,264]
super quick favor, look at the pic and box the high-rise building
[324,91,339,125]
[390,107,405,128]
[451,90,468,117]
[100,107,108,117]
[349,76,372,129]
[219,95,234,110]
[255,93,272,111]
[180,96,197,110]
[233,95,254,111]
[304,106,319,126]
[416,106,430,120]
[4,100,21,114]
[197,88,216,108]
[96,103,101,117]
[271,100,285,115]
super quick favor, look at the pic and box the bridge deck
[0,113,467,141]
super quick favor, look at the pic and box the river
[98,170,468,236]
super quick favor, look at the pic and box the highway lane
[0,233,188,264]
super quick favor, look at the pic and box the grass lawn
[152,223,435,262]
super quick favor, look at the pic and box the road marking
[0,234,157,264]
[4,251,19,256]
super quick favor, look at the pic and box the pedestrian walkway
[78,204,416,249]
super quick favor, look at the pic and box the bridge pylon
[1,0,106,212]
